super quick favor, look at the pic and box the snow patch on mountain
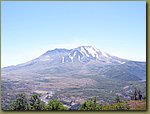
[39,55,51,61]
[73,51,77,57]
[79,47,90,57]
[121,62,126,64]
[62,57,65,63]
[69,55,74,62]
[84,46,98,58]
[101,51,109,57]
[78,55,81,61]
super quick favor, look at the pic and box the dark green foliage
[11,93,30,110]
[131,88,144,100]
[115,95,121,103]
[29,94,45,110]
[44,99,68,110]
[138,90,142,100]
[80,97,102,110]
[7,93,144,111]
[10,93,67,110]
[134,88,138,100]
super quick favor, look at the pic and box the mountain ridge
[2,46,146,81]
[2,46,146,69]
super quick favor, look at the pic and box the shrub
[44,99,68,110]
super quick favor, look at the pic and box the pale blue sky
[2,1,146,67]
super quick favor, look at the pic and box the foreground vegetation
[80,97,130,110]
[4,93,146,111]
[2,74,146,110]
[8,94,67,110]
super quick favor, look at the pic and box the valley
[1,46,146,110]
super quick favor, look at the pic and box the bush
[80,97,102,110]
[44,99,68,110]
[11,93,30,110]
[29,94,45,110]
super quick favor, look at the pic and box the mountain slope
[1,46,146,110]
[99,61,146,81]
[2,46,146,81]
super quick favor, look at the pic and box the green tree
[44,99,67,110]
[115,95,121,103]
[80,98,102,110]
[134,88,138,100]
[11,93,30,110]
[29,94,45,110]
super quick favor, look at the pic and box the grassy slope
[128,100,146,110]
[101,100,146,110]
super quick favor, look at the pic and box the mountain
[31,45,127,64]
[2,46,146,81]
[100,61,146,80]
[1,46,146,110]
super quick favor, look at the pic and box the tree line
[8,93,67,110]
[5,93,133,111]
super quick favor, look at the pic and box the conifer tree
[12,93,30,110]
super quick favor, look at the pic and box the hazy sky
[2,1,146,67]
